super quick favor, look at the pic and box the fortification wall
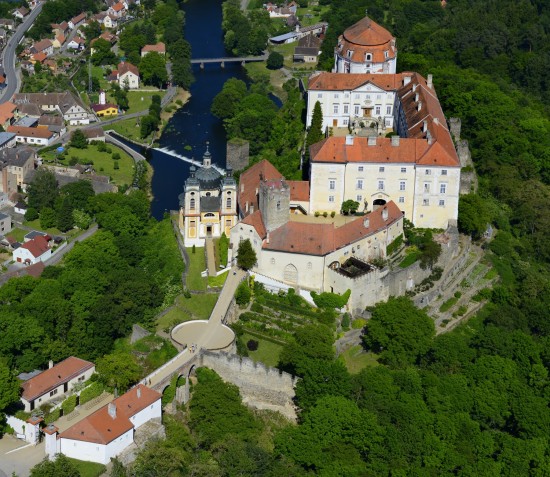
[200,350,297,421]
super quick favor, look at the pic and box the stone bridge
[191,53,267,68]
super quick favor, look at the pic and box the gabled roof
[32,52,47,63]
[70,12,86,24]
[21,357,94,401]
[7,125,54,139]
[118,61,138,77]
[263,201,403,256]
[19,234,50,258]
[59,385,161,445]
[0,101,16,123]
[238,159,282,217]
[91,103,117,112]
[287,181,309,202]
[111,2,125,12]
[32,39,53,53]
[241,210,266,239]
[142,42,165,54]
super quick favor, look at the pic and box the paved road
[0,4,44,104]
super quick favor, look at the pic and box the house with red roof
[12,234,51,264]
[45,385,162,464]
[141,42,165,57]
[117,61,139,89]
[20,357,95,411]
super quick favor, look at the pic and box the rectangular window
[425,169,431,175]
[386,106,392,115]
[333,104,339,114]
[356,179,363,190]
[328,196,334,203]
[376,94,382,100]
[343,104,349,114]
[400,181,406,191]
[50,389,58,397]
[401,167,406,173]
[356,195,363,202]
[424,183,430,193]
[440,184,447,194]
[398,196,405,203]
[375,106,381,115]
[334,93,339,99]
[442,169,448,175]
[329,179,336,190]
[378,181,384,190]
[354,105,360,115]
[358,166,364,172]
[379,166,385,172]
[439,199,445,207]
[355,93,360,99]
[343,119,348,125]
[423,199,429,206]
[317,93,322,98]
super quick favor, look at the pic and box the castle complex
[180,14,461,310]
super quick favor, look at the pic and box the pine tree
[305,101,324,164]
[237,239,257,270]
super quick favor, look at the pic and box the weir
[154,147,225,174]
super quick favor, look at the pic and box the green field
[6,228,27,242]
[338,345,379,374]
[240,332,283,367]
[157,292,219,331]
[208,270,228,288]
[186,247,207,291]
[41,143,134,187]
[104,117,149,143]
[124,90,166,115]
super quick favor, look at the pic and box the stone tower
[226,138,250,171]
[259,177,290,232]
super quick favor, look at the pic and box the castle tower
[333,13,397,74]
[259,177,290,232]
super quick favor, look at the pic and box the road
[0,3,43,104]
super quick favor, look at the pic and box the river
[148,0,249,219]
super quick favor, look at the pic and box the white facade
[59,431,133,465]
[13,244,51,266]
[119,71,139,89]
[334,50,397,75]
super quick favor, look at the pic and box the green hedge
[219,233,229,267]
[311,289,351,309]
[79,382,104,405]
[61,395,77,415]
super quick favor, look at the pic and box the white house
[30,39,54,57]
[7,125,55,146]
[118,62,139,89]
[20,357,95,412]
[67,36,85,50]
[13,92,91,125]
[68,12,87,29]
[12,234,51,265]
[13,7,29,20]
[47,385,162,465]
[0,212,11,235]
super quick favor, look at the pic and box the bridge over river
[191,53,267,68]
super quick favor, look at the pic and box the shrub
[311,289,351,309]
[330,211,336,218]
[112,152,121,160]
[454,291,462,299]
[314,211,320,217]
[24,207,38,221]
[97,142,107,152]
[386,234,403,256]
[79,382,104,405]
[69,155,79,165]
[323,211,328,218]
[114,161,119,170]
[247,339,259,351]
[341,313,350,330]
[352,318,367,329]
[235,281,252,306]
[219,233,229,267]
[192,244,196,254]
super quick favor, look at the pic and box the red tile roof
[308,72,405,91]
[21,357,94,401]
[0,101,16,124]
[241,210,266,239]
[111,2,125,12]
[238,160,282,217]
[32,52,47,63]
[264,201,403,255]
[33,39,52,52]
[71,12,86,24]
[91,103,118,113]
[118,61,138,77]
[287,180,309,202]
[142,42,165,54]
[59,385,161,445]
[337,16,396,63]
[19,235,50,258]
[7,125,54,139]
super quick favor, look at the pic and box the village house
[12,234,51,265]
[13,92,91,125]
[0,102,17,129]
[108,2,126,18]
[45,385,162,465]
[0,132,16,150]
[141,42,165,57]
[293,34,322,63]
[0,147,36,189]
[333,14,397,74]
[51,22,69,37]
[38,114,66,135]
[0,212,11,235]
[117,61,139,89]
[103,15,119,29]
[20,357,95,412]
[68,12,87,30]
[67,36,85,50]
[31,39,54,57]
[13,7,29,20]
[52,34,66,49]
[7,125,55,146]
[83,126,106,143]
[91,103,118,117]
[179,145,238,247]
[0,18,15,30]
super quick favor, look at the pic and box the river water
[148,0,249,219]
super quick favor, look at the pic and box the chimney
[137,387,141,399]
[266,232,270,244]
[363,217,370,228]
[403,75,411,86]
[250,204,254,214]
[417,101,422,112]
[391,135,400,147]
[245,201,249,213]
[427,74,433,89]
[382,208,388,221]
[368,136,377,146]
[48,360,53,369]
[108,403,116,419]
[240,183,244,193]
[422,120,428,133]
[415,92,419,102]
[433,117,439,125]
[427,131,433,145]
[345,135,354,146]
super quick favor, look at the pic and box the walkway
[191,53,267,66]
[205,238,216,276]
[145,267,246,389]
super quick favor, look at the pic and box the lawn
[157,292,218,331]
[208,270,228,288]
[5,228,26,242]
[105,117,149,143]
[186,247,207,291]
[338,345,379,374]
[124,90,166,115]
[67,458,105,477]
[41,143,134,187]
[22,220,83,240]
[241,332,283,367]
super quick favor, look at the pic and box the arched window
[284,264,298,283]
[206,192,211,197]
[366,53,372,61]
[204,213,215,218]
[189,198,195,210]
